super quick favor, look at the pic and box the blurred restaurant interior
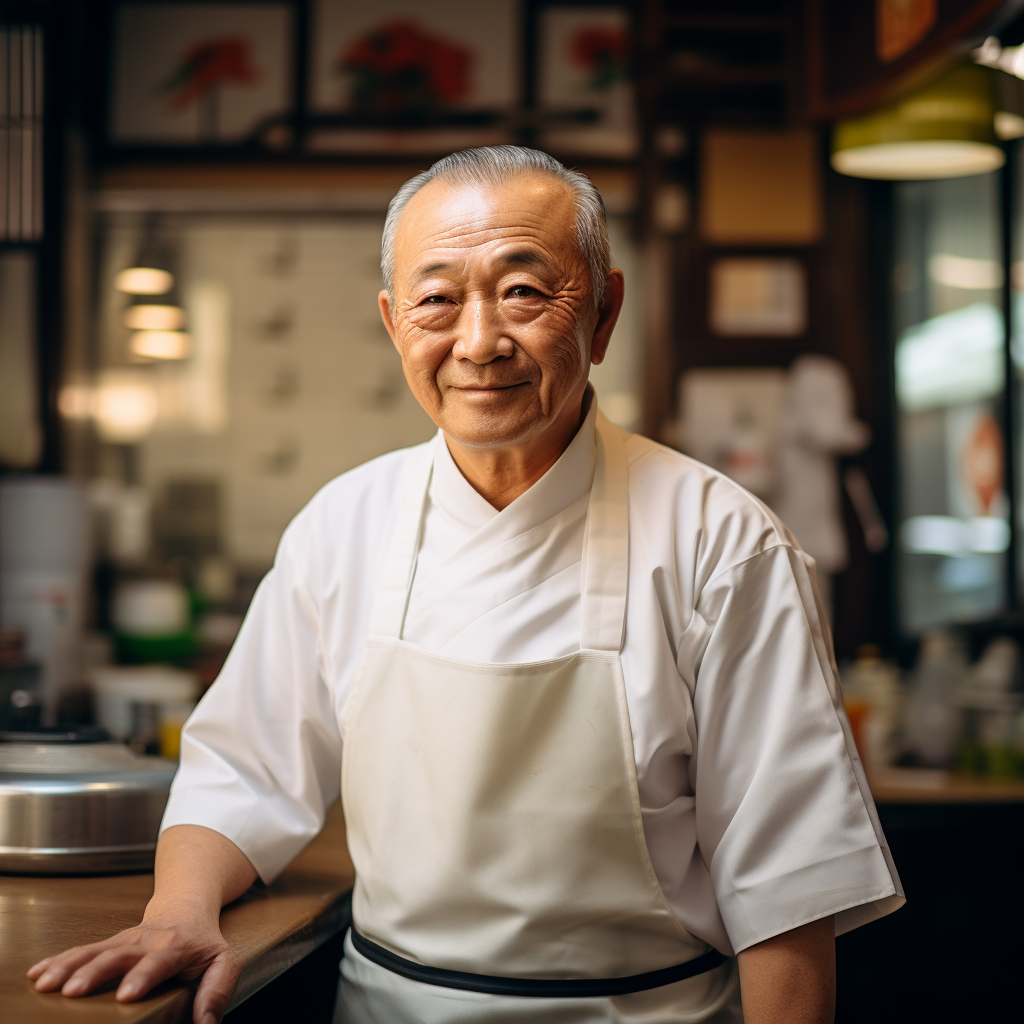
[2,1,1024,1021]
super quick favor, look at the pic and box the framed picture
[537,5,636,158]
[307,0,520,153]
[110,3,293,145]
[709,258,807,337]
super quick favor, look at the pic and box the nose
[451,297,514,365]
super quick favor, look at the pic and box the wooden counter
[0,803,354,1024]
[869,766,1024,803]
[4,771,1021,1024]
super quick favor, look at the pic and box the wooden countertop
[3,769,1019,1023]
[0,802,354,1024]
[870,768,1024,804]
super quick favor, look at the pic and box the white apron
[336,412,739,1022]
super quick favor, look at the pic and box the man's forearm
[147,825,258,922]
[736,916,836,1024]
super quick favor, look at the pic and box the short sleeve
[160,523,342,883]
[692,543,904,953]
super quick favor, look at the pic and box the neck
[444,398,588,511]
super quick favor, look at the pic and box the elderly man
[30,147,902,1024]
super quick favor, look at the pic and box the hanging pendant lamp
[116,215,190,361]
[831,64,1005,180]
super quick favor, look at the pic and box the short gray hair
[381,146,611,307]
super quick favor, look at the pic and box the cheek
[518,306,587,383]
[396,324,452,382]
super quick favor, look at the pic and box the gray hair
[381,146,611,307]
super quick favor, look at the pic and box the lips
[453,382,529,392]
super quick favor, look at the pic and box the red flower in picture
[159,37,260,112]
[338,20,472,111]
[570,27,630,91]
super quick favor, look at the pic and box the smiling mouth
[454,382,530,393]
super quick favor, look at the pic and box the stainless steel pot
[0,729,176,873]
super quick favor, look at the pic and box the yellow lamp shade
[832,64,1005,180]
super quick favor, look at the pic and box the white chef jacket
[162,400,903,958]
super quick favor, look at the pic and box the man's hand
[26,825,258,1024]
[27,906,238,1023]
[737,915,836,1024]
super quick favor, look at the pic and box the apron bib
[338,412,737,1021]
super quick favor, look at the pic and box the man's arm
[27,825,257,1024]
[737,916,836,1024]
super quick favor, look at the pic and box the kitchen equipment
[92,664,198,742]
[0,727,176,873]
[0,478,89,722]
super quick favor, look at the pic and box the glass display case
[892,172,1009,633]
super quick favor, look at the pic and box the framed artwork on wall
[109,3,293,146]
[537,5,636,158]
[306,0,521,154]
[709,258,808,338]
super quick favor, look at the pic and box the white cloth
[163,401,903,958]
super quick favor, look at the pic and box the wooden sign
[802,0,1022,120]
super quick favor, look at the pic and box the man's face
[378,173,617,450]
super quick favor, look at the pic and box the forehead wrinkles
[397,179,580,259]
[410,222,573,266]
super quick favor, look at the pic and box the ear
[590,270,625,367]
[378,290,399,353]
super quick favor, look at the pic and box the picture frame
[109,3,293,146]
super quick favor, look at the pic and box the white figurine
[670,357,883,621]
[773,355,871,615]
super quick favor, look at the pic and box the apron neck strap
[367,444,435,639]
[368,410,630,653]
[581,411,629,652]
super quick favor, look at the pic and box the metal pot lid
[0,726,112,744]
[0,733,177,874]
[0,740,176,779]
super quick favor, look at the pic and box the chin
[441,401,543,450]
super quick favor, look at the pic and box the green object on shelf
[957,740,986,776]
[957,739,1024,779]
[983,743,1020,780]
[114,631,198,665]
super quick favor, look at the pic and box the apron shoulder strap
[367,439,435,639]
[581,412,630,653]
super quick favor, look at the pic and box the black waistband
[349,928,729,998]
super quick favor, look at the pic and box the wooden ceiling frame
[800,0,1024,122]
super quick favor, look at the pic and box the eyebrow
[498,248,552,271]
[411,260,457,282]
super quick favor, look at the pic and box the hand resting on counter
[27,824,258,1024]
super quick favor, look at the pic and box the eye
[423,295,452,304]
[508,285,538,298]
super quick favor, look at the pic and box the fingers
[116,947,198,1003]
[27,955,56,979]
[29,928,234,1016]
[61,946,149,996]
[31,945,115,992]
[192,949,241,1024]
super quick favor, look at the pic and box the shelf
[870,768,1024,804]
[664,66,787,88]
[665,14,786,34]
